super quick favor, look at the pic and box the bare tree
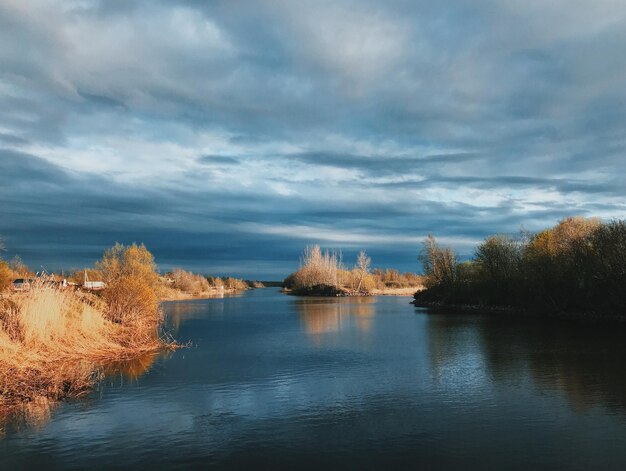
[354,250,371,293]
[419,234,458,287]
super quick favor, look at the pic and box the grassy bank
[284,245,424,296]
[414,217,626,317]
[0,244,174,409]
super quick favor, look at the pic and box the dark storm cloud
[1,0,626,277]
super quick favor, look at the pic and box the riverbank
[283,285,422,297]
[159,286,246,301]
[0,287,172,410]
[0,244,175,411]
[416,217,626,318]
[372,287,422,296]
[158,269,252,301]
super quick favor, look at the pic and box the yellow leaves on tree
[97,243,160,325]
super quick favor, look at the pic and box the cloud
[197,155,240,165]
[1,0,626,277]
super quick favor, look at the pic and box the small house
[82,270,106,291]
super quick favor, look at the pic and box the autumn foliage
[0,243,171,408]
[285,245,423,295]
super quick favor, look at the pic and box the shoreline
[159,287,247,302]
[371,287,421,296]
[282,286,422,297]
[411,300,626,323]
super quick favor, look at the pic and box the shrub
[0,261,15,292]
[0,276,167,408]
[289,245,340,292]
[170,269,211,294]
[207,276,224,288]
[96,243,160,326]
[223,277,248,291]
[286,246,423,295]
[369,269,424,289]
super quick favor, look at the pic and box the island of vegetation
[283,245,424,296]
[414,216,626,318]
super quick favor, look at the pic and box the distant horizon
[1,240,430,280]
[0,214,604,279]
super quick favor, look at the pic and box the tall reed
[1,243,174,409]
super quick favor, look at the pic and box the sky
[1,0,626,278]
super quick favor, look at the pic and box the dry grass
[170,268,211,295]
[0,261,18,292]
[158,269,249,300]
[288,245,340,292]
[370,269,425,289]
[285,245,424,295]
[370,287,422,296]
[223,277,248,291]
[0,279,170,409]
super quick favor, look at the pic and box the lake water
[2,288,626,469]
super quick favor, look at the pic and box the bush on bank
[0,243,171,408]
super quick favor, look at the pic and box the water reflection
[294,297,375,341]
[165,300,218,332]
[164,294,244,333]
[99,352,163,385]
[0,398,57,438]
[6,291,626,470]
[0,353,162,435]
[424,310,626,414]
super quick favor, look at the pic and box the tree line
[415,217,626,315]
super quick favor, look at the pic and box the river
[2,288,626,469]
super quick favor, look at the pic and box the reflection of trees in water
[295,297,375,340]
[164,294,244,333]
[0,397,57,438]
[99,352,163,385]
[0,352,164,435]
[425,311,626,414]
[508,326,626,414]
[164,298,232,332]
[424,313,488,381]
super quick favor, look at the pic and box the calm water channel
[2,288,626,469]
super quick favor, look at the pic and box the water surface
[2,288,626,469]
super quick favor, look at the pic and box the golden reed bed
[0,284,172,409]
[0,243,176,412]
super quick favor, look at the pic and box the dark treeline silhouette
[414,217,626,316]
